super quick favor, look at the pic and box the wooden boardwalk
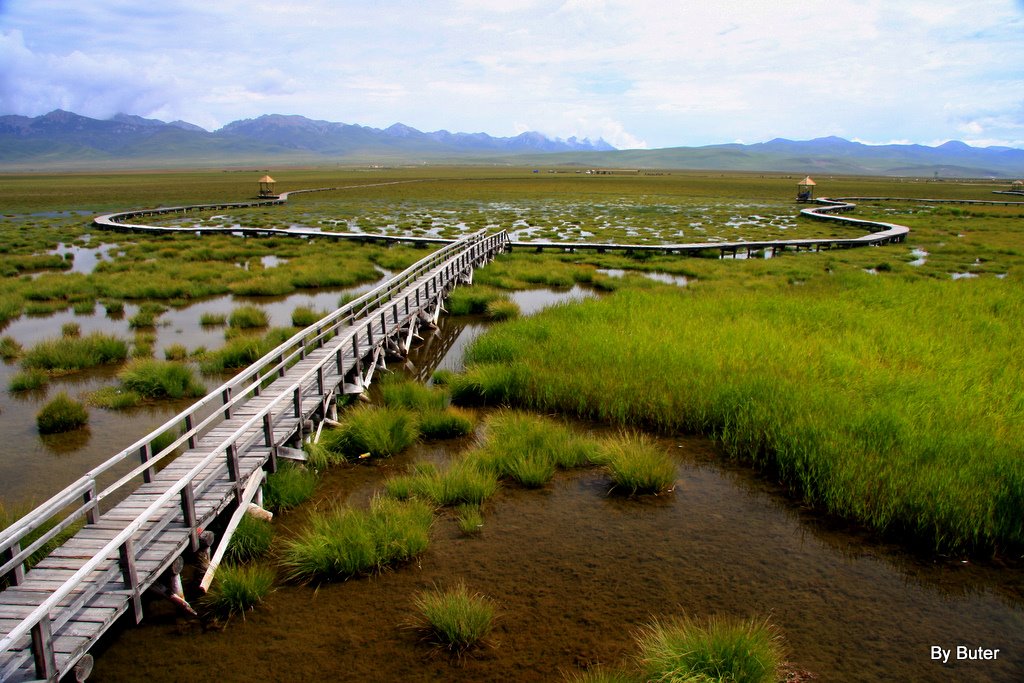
[8,184,1020,681]
[0,230,508,682]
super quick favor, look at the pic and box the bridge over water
[0,225,506,682]
[5,183,1016,681]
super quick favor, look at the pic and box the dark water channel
[3,282,1023,682]
[88,432,1024,682]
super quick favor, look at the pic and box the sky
[1,0,1023,150]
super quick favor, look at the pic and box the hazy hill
[0,110,1022,177]
[0,110,613,169]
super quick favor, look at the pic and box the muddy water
[87,434,1024,682]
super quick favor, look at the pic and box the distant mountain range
[1,109,1023,177]
[0,110,613,169]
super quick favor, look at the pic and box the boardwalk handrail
[0,228,509,669]
[1,230,497,556]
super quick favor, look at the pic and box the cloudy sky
[2,0,1023,149]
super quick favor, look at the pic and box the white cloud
[1,0,1023,147]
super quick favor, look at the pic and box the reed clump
[413,581,495,652]
[22,332,128,372]
[0,336,23,360]
[418,409,474,440]
[282,496,432,582]
[635,615,784,683]
[290,305,324,328]
[9,369,47,392]
[36,392,89,434]
[263,462,318,512]
[318,405,419,460]
[204,563,275,617]
[226,514,275,564]
[117,359,206,399]
[598,433,677,495]
[228,305,269,329]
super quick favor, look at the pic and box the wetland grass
[282,496,432,583]
[228,304,269,329]
[455,504,484,535]
[385,460,499,507]
[417,409,474,440]
[36,392,89,434]
[22,332,128,372]
[88,386,142,409]
[199,312,227,326]
[225,514,274,564]
[413,581,495,652]
[117,359,206,399]
[635,615,784,683]
[203,563,275,617]
[0,336,24,360]
[9,369,48,392]
[318,405,419,459]
[290,305,324,328]
[598,433,677,495]
[453,274,1024,552]
[263,462,318,512]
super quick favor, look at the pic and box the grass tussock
[413,581,495,652]
[455,504,484,535]
[291,305,324,328]
[200,312,227,326]
[318,405,419,460]
[379,375,448,412]
[117,359,206,399]
[36,392,89,434]
[203,563,275,617]
[22,332,128,372]
[226,514,275,564]
[229,305,269,329]
[598,433,677,495]
[635,615,784,683]
[88,385,142,409]
[199,327,292,374]
[385,460,499,507]
[263,462,318,512]
[282,496,432,582]
[0,336,23,360]
[418,409,474,440]
[9,369,48,392]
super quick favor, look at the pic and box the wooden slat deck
[0,230,509,682]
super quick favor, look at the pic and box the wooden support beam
[199,469,266,593]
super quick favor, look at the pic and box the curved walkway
[94,184,916,256]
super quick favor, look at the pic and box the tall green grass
[226,514,275,564]
[282,496,432,582]
[318,405,419,459]
[597,433,677,495]
[635,615,783,683]
[263,462,318,512]
[413,581,495,652]
[117,359,206,399]
[22,332,128,372]
[452,276,1024,552]
[385,460,499,507]
[36,392,89,434]
[204,563,275,617]
[229,305,269,329]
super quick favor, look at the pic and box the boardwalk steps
[0,230,508,682]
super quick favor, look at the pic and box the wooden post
[119,539,143,622]
[180,483,198,552]
[184,413,196,448]
[31,616,57,681]
[2,542,25,586]
[83,482,100,525]
[138,443,154,484]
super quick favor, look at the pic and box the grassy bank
[451,273,1024,553]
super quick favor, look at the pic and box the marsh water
[2,283,1023,681]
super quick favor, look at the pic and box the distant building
[1012,180,1023,191]
[797,176,816,202]
[258,175,277,198]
